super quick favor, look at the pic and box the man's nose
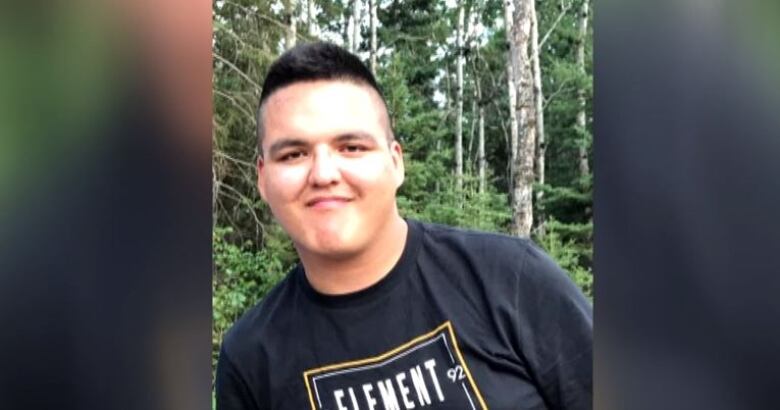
[308,149,341,187]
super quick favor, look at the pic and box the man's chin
[298,245,359,262]
[295,232,361,260]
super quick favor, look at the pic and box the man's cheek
[342,158,386,181]
[275,167,308,190]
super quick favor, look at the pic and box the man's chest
[261,319,547,410]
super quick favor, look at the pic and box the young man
[216,42,592,410]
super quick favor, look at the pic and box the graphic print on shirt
[303,321,487,410]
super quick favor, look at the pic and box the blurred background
[596,0,780,409]
[0,0,212,409]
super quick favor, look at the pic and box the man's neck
[298,215,408,295]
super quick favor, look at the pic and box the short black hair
[256,41,389,155]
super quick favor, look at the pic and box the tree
[530,0,546,234]
[285,0,298,49]
[349,0,361,52]
[510,0,536,237]
[369,0,377,73]
[504,0,519,193]
[477,74,486,194]
[455,2,465,192]
[577,0,590,178]
[308,0,318,37]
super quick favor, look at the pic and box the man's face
[257,80,404,259]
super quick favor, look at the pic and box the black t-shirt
[216,220,592,410]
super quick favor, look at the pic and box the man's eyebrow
[267,138,308,157]
[333,132,377,143]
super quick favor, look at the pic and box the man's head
[256,42,392,154]
[256,42,405,260]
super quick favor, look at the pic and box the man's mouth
[305,196,352,209]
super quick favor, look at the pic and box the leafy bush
[535,222,593,299]
[212,225,296,374]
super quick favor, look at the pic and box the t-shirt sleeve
[215,346,259,410]
[514,242,593,410]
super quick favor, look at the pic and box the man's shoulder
[411,220,575,290]
[220,267,299,356]
[413,219,536,261]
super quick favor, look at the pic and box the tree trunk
[577,0,590,178]
[351,0,361,53]
[285,0,297,49]
[504,0,519,196]
[530,0,546,234]
[435,141,441,193]
[476,79,486,194]
[346,1,354,51]
[455,3,465,192]
[466,9,477,173]
[468,89,476,169]
[343,6,351,46]
[510,0,536,237]
[308,0,317,37]
[369,0,377,73]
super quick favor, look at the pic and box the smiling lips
[305,196,353,209]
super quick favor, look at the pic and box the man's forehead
[261,79,391,134]
[264,79,385,109]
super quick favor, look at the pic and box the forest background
[211,0,593,382]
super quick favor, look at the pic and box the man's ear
[256,156,267,201]
[390,140,405,189]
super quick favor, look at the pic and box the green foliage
[212,225,296,373]
[398,164,511,232]
[535,221,593,299]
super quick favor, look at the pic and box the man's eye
[342,144,366,153]
[279,151,306,161]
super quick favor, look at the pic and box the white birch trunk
[455,4,465,192]
[577,0,590,178]
[504,0,519,194]
[466,9,476,170]
[285,0,297,49]
[468,89,476,167]
[308,0,317,36]
[369,0,377,73]
[531,0,544,188]
[510,0,536,237]
[477,88,486,194]
[346,1,354,52]
[352,0,361,53]
[343,7,350,47]
[530,0,545,234]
